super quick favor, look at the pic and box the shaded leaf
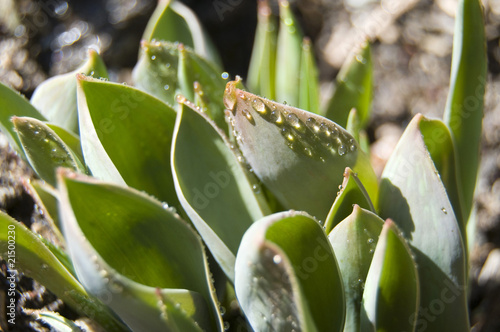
[0,211,129,332]
[142,0,221,67]
[444,0,487,221]
[171,99,269,281]
[324,168,375,234]
[419,117,466,247]
[12,117,82,186]
[324,42,372,129]
[76,75,179,208]
[46,123,84,165]
[0,81,46,158]
[235,211,345,332]
[361,220,419,332]
[30,50,108,134]
[328,205,383,332]
[378,113,469,331]
[224,81,378,221]
[58,170,223,332]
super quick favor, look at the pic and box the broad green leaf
[444,0,486,221]
[0,81,46,158]
[58,170,223,332]
[419,117,466,247]
[46,123,84,167]
[324,42,372,129]
[133,40,180,106]
[76,75,179,208]
[171,100,270,282]
[177,44,228,132]
[361,220,419,332]
[235,211,345,332]
[30,50,108,134]
[298,37,320,113]
[247,0,277,100]
[328,205,383,332]
[275,0,303,106]
[0,211,129,332]
[142,0,221,67]
[224,81,378,222]
[12,117,81,186]
[132,41,228,133]
[378,113,469,331]
[324,169,375,234]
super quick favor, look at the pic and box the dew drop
[89,71,95,76]
[356,54,367,64]
[269,110,279,123]
[350,144,357,152]
[33,130,40,135]
[442,207,448,214]
[164,84,170,90]
[165,63,171,68]
[219,306,226,316]
[252,99,266,114]
[151,55,156,60]
[282,127,294,141]
[306,117,320,132]
[221,72,229,80]
[339,144,346,156]
[224,321,230,331]
[284,17,293,26]
[331,126,339,138]
[304,147,312,157]
[286,113,299,127]
[367,238,374,244]
[369,248,374,254]
[239,92,247,100]
[242,109,254,123]
[252,183,261,194]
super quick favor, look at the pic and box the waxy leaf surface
[58,171,222,332]
[235,211,345,332]
[224,82,378,221]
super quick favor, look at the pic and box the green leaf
[345,108,360,142]
[419,117,466,248]
[235,211,345,332]
[247,0,277,100]
[76,75,179,208]
[361,220,419,332]
[23,179,65,245]
[378,113,469,331]
[58,170,223,332]
[444,0,486,221]
[46,123,84,166]
[132,41,228,133]
[275,0,303,106]
[35,311,84,332]
[30,50,108,134]
[142,0,221,67]
[298,37,320,113]
[0,81,46,158]
[324,42,372,129]
[224,81,378,222]
[328,205,384,332]
[12,117,81,186]
[0,211,130,332]
[324,169,375,234]
[171,100,270,282]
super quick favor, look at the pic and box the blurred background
[0,0,499,330]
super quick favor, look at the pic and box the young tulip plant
[0,0,486,331]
